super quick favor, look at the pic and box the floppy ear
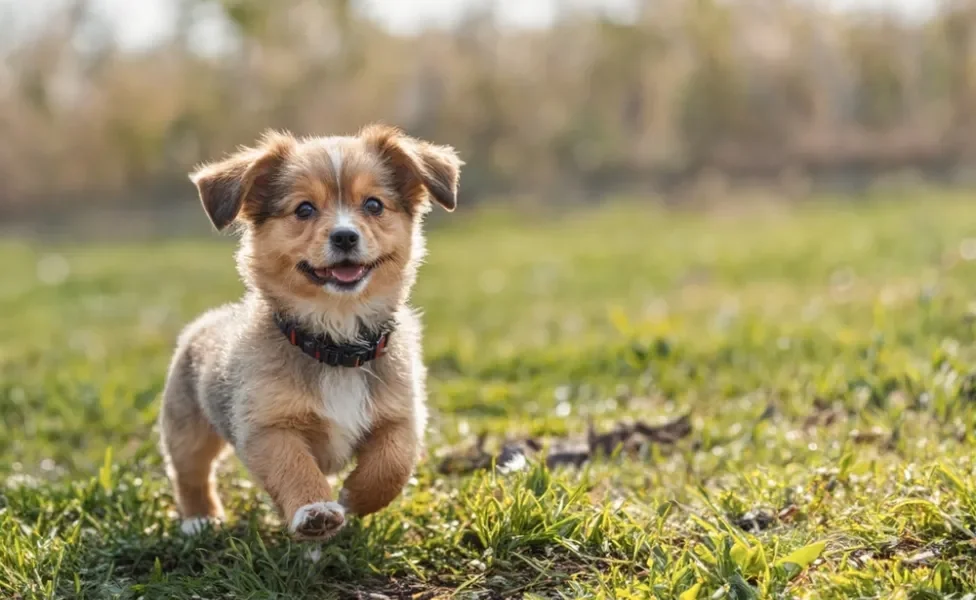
[189,131,295,230]
[360,124,463,212]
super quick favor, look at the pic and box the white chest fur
[316,367,373,472]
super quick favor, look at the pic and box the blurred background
[0,0,970,238]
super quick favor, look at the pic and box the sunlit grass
[3,194,976,598]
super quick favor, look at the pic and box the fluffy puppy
[158,124,462,540]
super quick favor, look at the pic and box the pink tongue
[330,265,366,283]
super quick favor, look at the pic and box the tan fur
[159,124,462,540]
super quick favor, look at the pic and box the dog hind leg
[160,371,227,532]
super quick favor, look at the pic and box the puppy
[158,124,462,540]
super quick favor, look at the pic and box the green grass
[4,193,976,599]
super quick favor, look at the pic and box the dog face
[189,125,462,325]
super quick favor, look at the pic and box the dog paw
[304,545,323,563]
[289,501,346,540]
[180,516,218,536]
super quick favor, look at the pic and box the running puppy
[159,125,462,540]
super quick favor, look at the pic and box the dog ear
[360,124,463,212]
[190,131,295,230]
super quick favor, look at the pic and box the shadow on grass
[86,514,455,600]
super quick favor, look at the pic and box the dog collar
[273,313,392,368]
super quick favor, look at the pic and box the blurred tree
[848,18,908,130]
[679,0,744,166]
[942,1,976,155]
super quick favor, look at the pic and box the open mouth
[298,258,383,290]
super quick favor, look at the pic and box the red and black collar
[274,313,392,368]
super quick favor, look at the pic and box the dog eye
[295,202,317,220]
[362,197,384,216]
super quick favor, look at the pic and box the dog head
[189,125,462,335]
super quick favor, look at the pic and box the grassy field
[4,194,976,599]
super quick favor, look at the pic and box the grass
[4,192,976,598]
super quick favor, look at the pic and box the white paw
[289,501,346,540]
[180,516,217,536]
[304,545,323,563]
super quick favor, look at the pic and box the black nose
[330,228,360,252]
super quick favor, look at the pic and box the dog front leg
[241,427,345,540]
[340,419,419,516]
